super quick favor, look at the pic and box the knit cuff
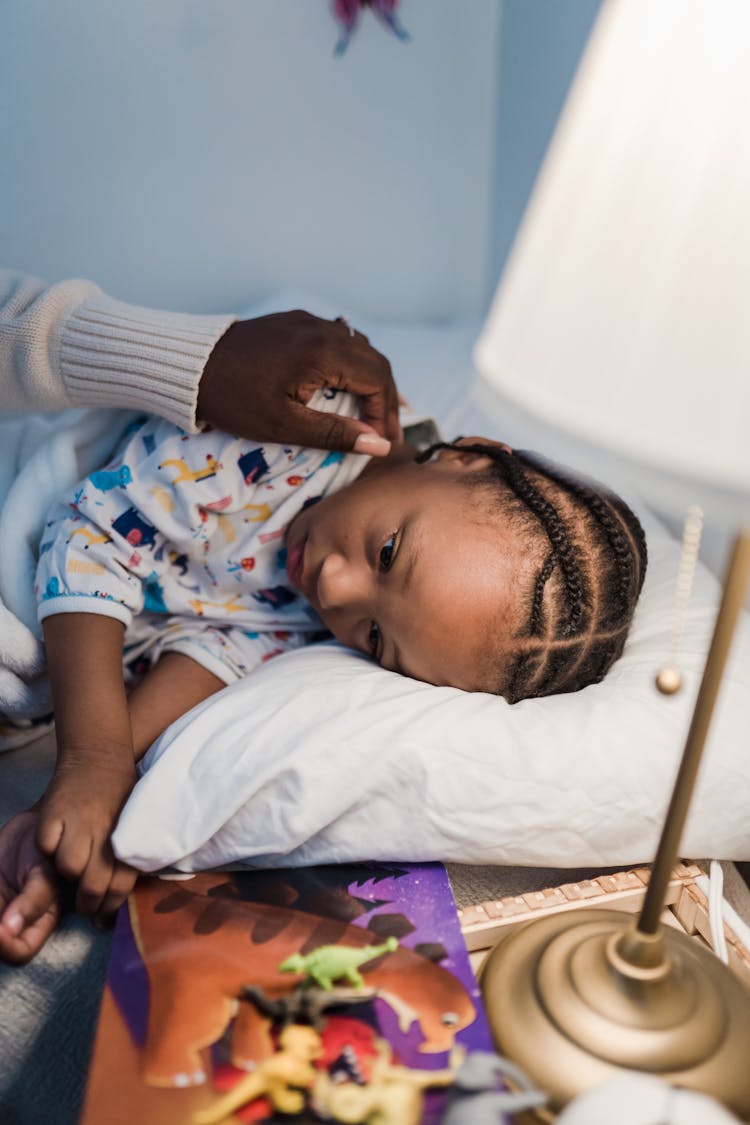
[38,595,133,628]
[59,294,237,432]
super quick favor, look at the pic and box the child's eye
[368,621,381,658]
[379,533,397,572]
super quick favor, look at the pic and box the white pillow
[111,300,750,872]
[112,502,750,872]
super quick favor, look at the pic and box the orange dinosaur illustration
[128,874,476,1089]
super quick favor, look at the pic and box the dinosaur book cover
[80,862,496,1125]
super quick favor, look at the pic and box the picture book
[80,861,498,1125]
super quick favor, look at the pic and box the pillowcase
[112,499,750,872]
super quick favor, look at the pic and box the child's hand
[0,809,62,964]
[37,757,138,921]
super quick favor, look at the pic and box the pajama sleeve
[35,418,250,627]
[35,396,362,634]
[36,445,171,627]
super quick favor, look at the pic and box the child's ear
[434,436,513,469]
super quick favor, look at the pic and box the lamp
[473,0,750,1117]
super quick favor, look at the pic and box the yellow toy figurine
[192,1024,322,1124]
[313,1037,464,1125]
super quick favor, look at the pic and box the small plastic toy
[313,1037,464,1125]
[279,936,398,989]
[442,1050,548,1123]
[242,982,377,1030]
[192,1023,322,1124]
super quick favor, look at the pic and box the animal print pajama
[36,392,366,684]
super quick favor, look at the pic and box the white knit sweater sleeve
[0,270,236,431]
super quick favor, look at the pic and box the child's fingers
[0,864,62,965]
[95,863,138,927]
[35,811,65,859]
[52,828,94,885]
[74,843,118,918]
[75,871,112,918]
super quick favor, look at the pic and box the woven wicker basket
[458,863,750,1122]
[459,861,750,986]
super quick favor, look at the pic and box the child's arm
[38,613,138,918]
[0,646,225,964]
[43,630,225,908]
[127,651,226,761]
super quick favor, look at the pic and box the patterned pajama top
[35,391,367,685]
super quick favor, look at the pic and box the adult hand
[0,809,62,964]
[197,311,401,455]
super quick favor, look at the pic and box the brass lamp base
[481,531,750,1118]
[481,907,750,1118]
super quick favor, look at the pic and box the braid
[518,452,647,627]
[493,449,587,636]
[417,440,648,703]
[507,649,537,703]
[529,552,555,636]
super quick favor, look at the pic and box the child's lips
[285,535,307,590]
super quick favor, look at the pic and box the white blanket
[0,408,134,744]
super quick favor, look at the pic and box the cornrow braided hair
[416,441,648,703]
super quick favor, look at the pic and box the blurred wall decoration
[331,0,410,56]
[0,0,599,321]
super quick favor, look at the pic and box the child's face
[284,444,541,692]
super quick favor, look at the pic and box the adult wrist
[59,293,236,431]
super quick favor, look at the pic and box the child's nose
[317,552,371,611]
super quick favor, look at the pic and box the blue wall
[490,0,602,297]
[0,1,600,321]
[0,0,499,320]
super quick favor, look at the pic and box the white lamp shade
[475,0,750,521]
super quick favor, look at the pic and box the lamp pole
[638,529,750,934]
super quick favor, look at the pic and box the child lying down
[0,390,646,962]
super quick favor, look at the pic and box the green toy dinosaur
[278,936,399,989]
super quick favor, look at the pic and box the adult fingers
[337,345,401,444]
[0,863,62,964]
[287,401,392,456]
[356,386,402,446]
